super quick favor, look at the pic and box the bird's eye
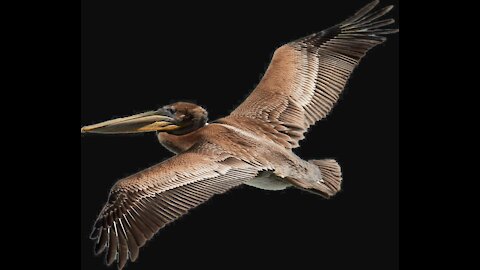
[164,107,175,115]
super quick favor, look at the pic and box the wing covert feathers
[230,0,397,149]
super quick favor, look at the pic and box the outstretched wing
[229,0,398,148]
[90,142,266,269]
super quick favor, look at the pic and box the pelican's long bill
[81,109,180,134]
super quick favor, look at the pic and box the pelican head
[81,102,208,135]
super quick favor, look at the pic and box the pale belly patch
[245,174,292,191]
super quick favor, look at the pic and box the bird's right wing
[90,142,268,269]
[228,0,398,149]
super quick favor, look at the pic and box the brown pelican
[81,1,398,269]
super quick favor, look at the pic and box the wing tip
[90,228,99,240]
[292,1,397,48]
[384,4,394,13]
[341,1,397,29]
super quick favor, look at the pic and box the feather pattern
[228,0,398,148]
[90,141,265,269]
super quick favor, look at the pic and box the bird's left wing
[228,0,398,149]
[89,142,265,269]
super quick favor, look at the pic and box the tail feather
[310,159,343,196]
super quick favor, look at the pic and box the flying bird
[81,1,398,269]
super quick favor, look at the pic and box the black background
[81,1,399,269]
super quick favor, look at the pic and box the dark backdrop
[81,1,399,269]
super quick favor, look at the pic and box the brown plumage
[82,1,397,269]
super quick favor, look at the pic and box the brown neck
[157,128,204,154]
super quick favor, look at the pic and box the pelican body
[82,1,397,269]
